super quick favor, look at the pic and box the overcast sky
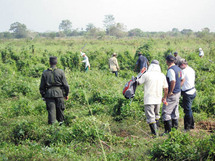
[0,0,215,32]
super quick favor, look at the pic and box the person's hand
[65,96,69,101]
[162,97,168,105]
[167,92,174,98]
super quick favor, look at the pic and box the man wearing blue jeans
[179,59,196,131]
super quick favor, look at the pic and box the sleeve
[136,74,147,85]
[39,73,46,97]
[167,69,175,82]
[61,71,70,97]
[181,70,185,80]
[115,58,120,70]
[136,57,140,65]
[82,59,87,63]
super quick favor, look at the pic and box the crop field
[0,37,215,160]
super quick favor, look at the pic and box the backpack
[122,67,146,99]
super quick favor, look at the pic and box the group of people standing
[136,53,196,136]
[39,50,197,137]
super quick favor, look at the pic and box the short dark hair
[166,55,175,63]
[49,56,57,65]
[174,52,178,55]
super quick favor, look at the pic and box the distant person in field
[162,55,184,135]
[80,50,90,72]
[199,48,204,58]
[39,56,69,125]
[137,60,168,136]
[174,52,181,66]
[134,51,149,72]
[109,53,120,77]
[179,59,196,131]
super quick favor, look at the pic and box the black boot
[190,116,195,129]
[184,116,189,131]
[162,120,172,135]
[184,116,194,131]
[172,119,178,129]
[149,123,158,136]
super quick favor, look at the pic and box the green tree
[59,20,72,36]
[128,28,144,37]
[109,23,127,38]
[103,14,115,35]
[86,23,95,32]
[181,29,193,37]
[9,22,28,38]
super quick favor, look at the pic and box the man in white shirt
[179,59,196,131]
[80,50,90,72]
[199,48,204,58]
[137,60,168,136]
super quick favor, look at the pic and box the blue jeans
[181,91,196,129]
[182,92,196,118]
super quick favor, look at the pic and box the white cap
[81,52,86,56]
[199,48,202,51]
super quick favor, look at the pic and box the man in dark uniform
[40,56,69,125]
[134,51,149,72]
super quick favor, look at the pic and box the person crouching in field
[179,59,196,131]
[39,56,69,125]
[80,50,90,72]
[162,55,184,134]
[137,60,168,136]
[109,53,120,77]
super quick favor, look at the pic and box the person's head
[138,51,142,56]
[199,48,202,52]
[148,60,161,72]
[112,53,117,57]
[166,55,175,66]
[178,58,188,69]
[174,52,178,57]
[49,56,57,66]
[151,60,159,65]
[81,52,86,57]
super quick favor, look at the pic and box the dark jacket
[40,67,69,98]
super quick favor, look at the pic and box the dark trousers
[46,97,65,124]
[112,71,118,77]
[181,91,196,129]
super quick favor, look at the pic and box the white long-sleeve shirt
[81,52,90,68]
[137,64,168,105]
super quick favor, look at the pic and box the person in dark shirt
[162,55,184,135]
[40,56,69,125]
[134,52,149,72]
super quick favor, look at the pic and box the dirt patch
[197,121,215,132]
[116,129,131,137]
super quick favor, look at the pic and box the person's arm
[115,59,120,70]
[147,60,149,67]
[134,58,139,71]
[61,71,69,100]
[162,88,168,103]
[168,81,175,97]
[180,70,185,86]
[39,73,46,98]
[181,78,185,86]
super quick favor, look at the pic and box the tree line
[0,15,214,39]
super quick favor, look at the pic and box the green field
[0,37,215,160]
